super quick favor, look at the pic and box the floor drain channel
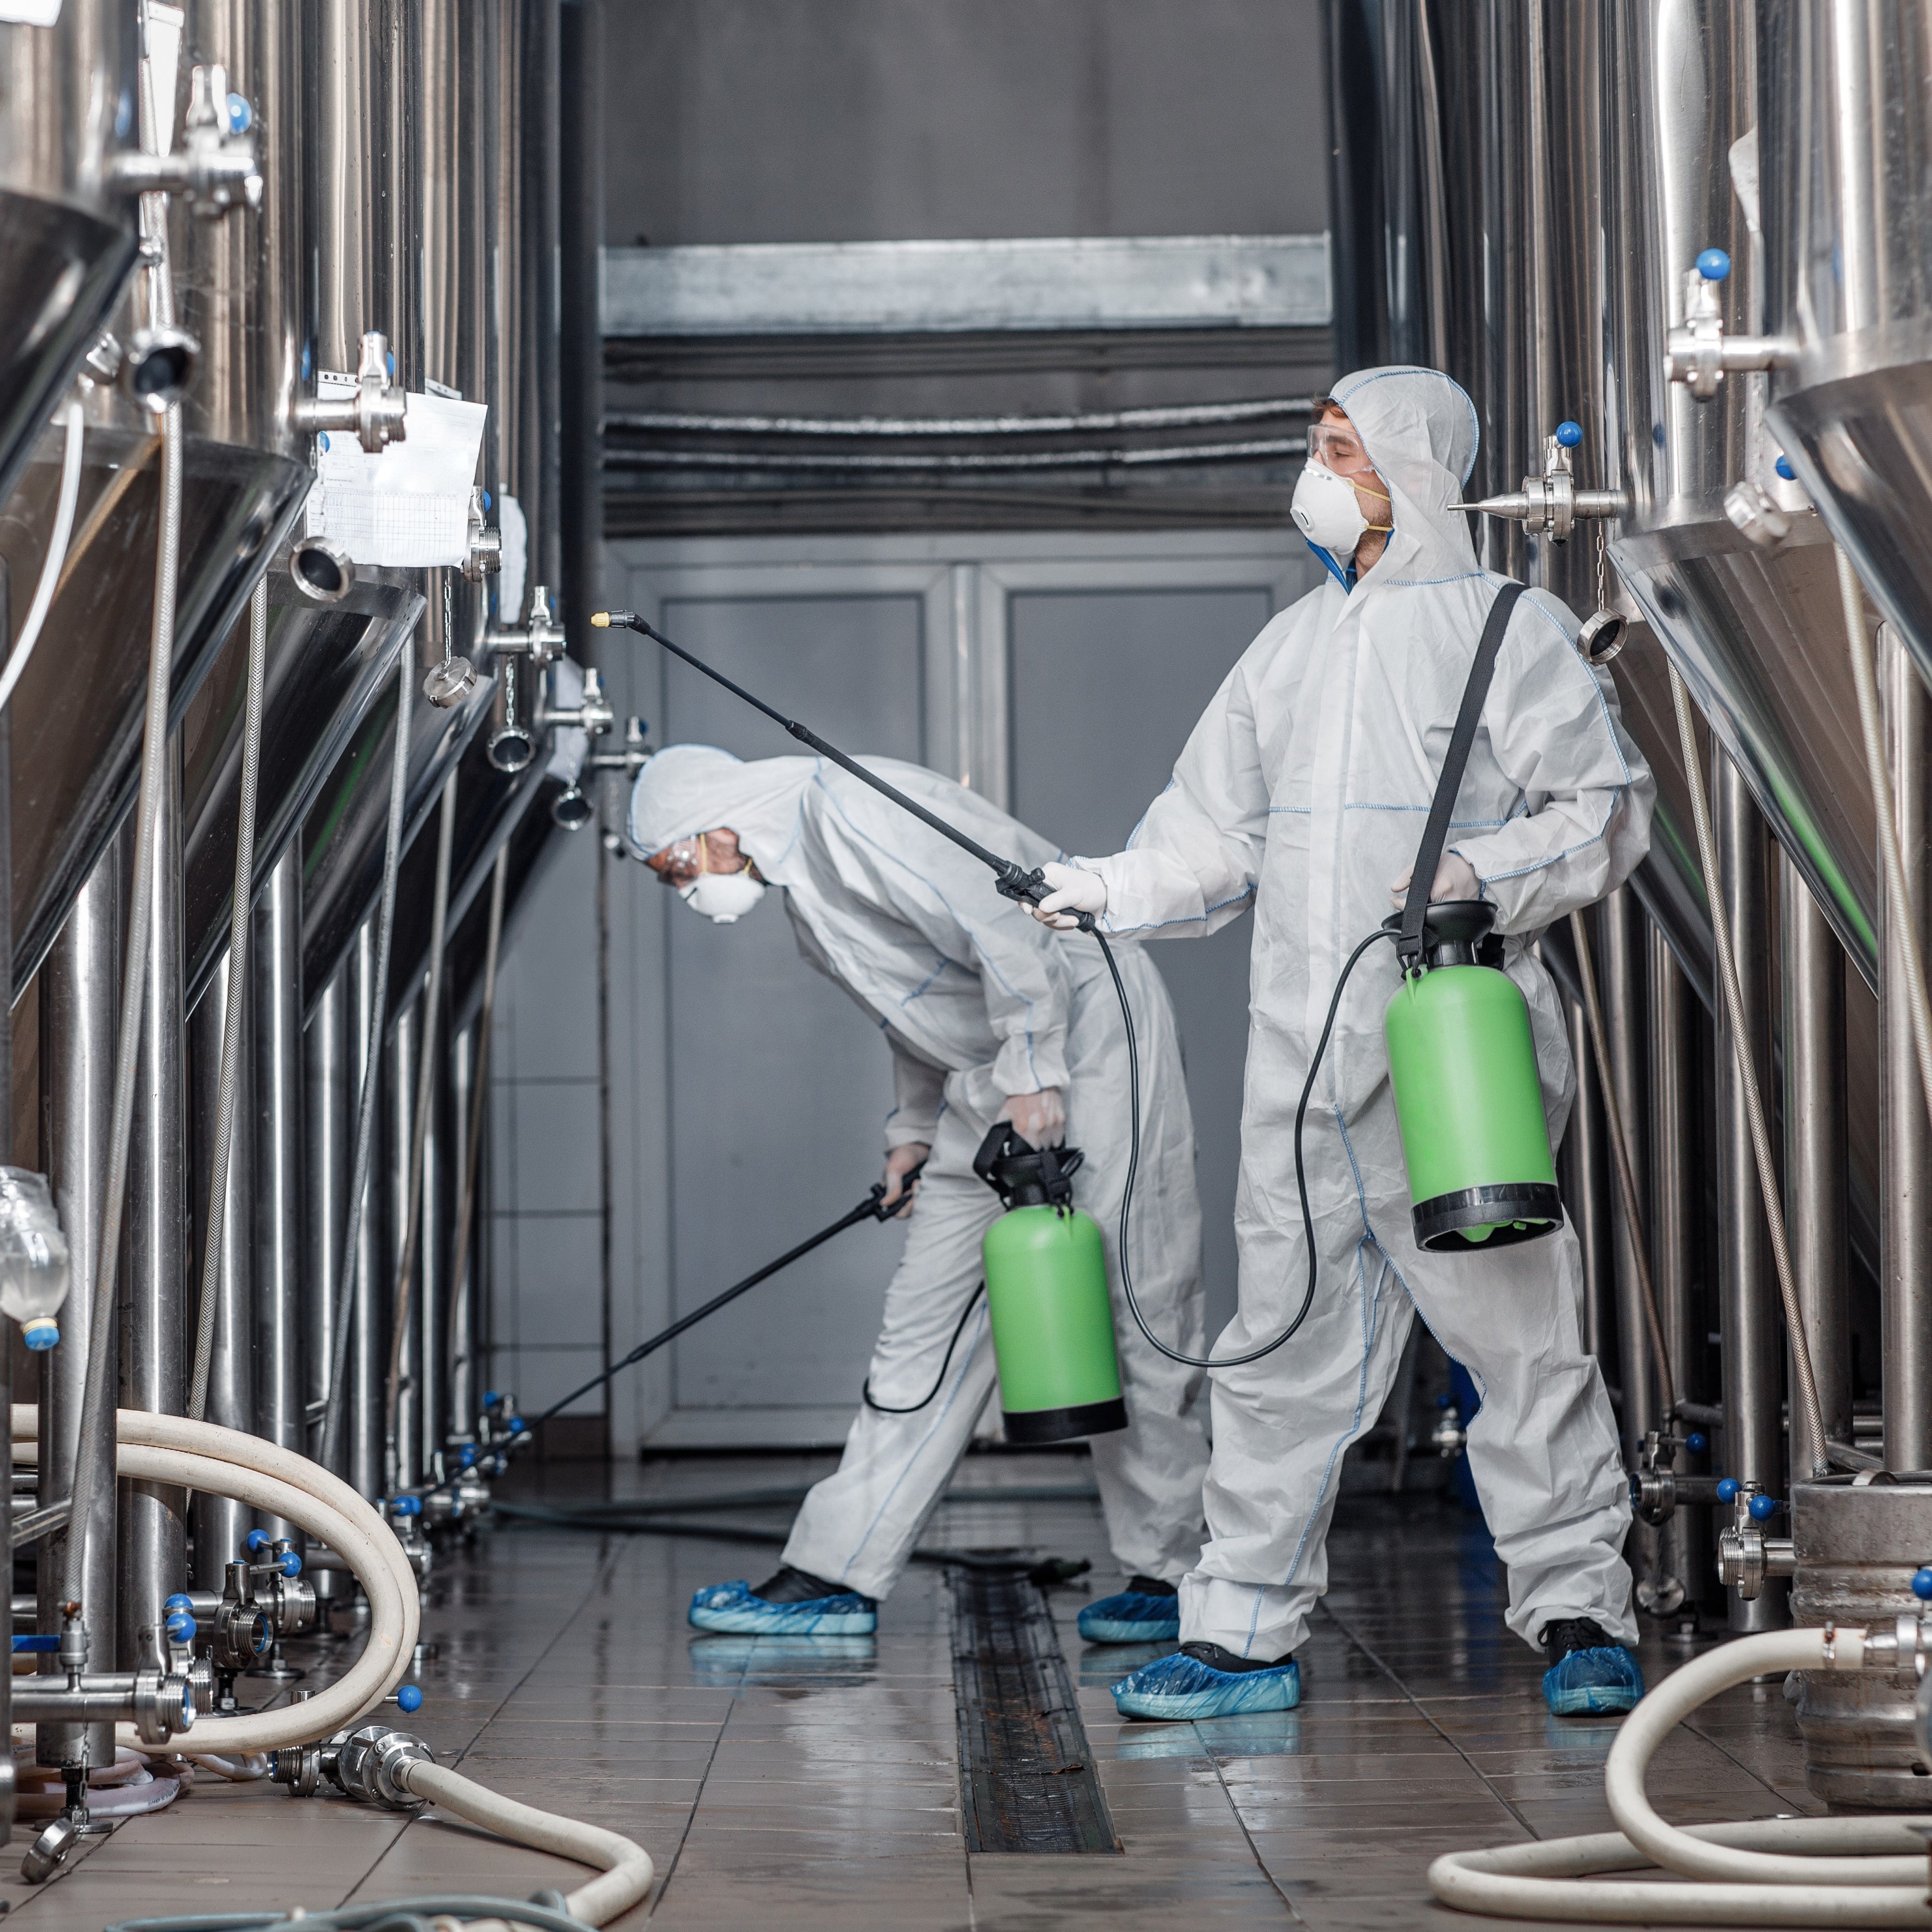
[947,1562,1120,1854]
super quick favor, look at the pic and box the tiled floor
[1,1454,1823,1929]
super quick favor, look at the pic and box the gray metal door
[660,594,924,1414]
[1009,585,1274,1337]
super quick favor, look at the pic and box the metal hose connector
[1667,664,1830,1479]
[320,651,414,1477]
[190,575,270,1422]
[62,396,184,1608]
[1839,545,1932,1143]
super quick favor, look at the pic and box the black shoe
[749,1564,859,1605]
[1540,1617,1616,1663]
[1179,1639,1293,1675]
[1124,1574,1178,1597]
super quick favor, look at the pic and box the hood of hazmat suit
[1076,366,1655,1663]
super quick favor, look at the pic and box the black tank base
[1003,1397,1129,1444]
[1413,1183,1563,1253]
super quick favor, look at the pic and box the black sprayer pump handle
[1397,581,1525,971]
[598,611,1096,932]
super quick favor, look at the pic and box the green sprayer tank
[974,1122,1128,1444]
[1382,902,1562,1251]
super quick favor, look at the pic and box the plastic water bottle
[0,1170,70,1350]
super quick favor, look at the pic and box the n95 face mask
[1291,459,1372,553]
[679,865,766,923]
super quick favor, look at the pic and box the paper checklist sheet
[306,381,488,570]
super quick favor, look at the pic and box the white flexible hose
[11,1406,658,1919]
[1431,1626,1932,1924]
[11,1408,418,1752]
[0,399,85,715]
[399,1761,656,1927]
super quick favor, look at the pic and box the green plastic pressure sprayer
[974,1123,1127,1442]
[1378,579,1562,1250]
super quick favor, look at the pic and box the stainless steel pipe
[1561,992,1614,1370]
[1715,749,1785,1629]
[39,851,120,1769]
[1602,888,1654,1456]
[253,847,302,1542]
[347,922,384,1501]
[448,1019,479,1438]
[1649,920,1704,1609]
[387,994,421,1492]
[189,953,253,1586]
[1783,852,1851,1482]
[1881,623,1932,1473]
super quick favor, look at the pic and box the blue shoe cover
[1543,1644,1644,1716]
[687,1579,877,1636]
[1079,1589,1182,1644]
[1112,1650,1300,1721]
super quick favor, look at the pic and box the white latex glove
[879,1142,930,1220]
[1029,861,1107,931]
[998,1088,1067,1147]
[1389,852,1481,907]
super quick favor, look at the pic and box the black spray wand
[591,609,1090,928]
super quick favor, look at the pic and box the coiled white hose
[12,1407,417,1751]
[10,1407,656,1922]
[0,398,86,715]
[1431,1626,1932,1924]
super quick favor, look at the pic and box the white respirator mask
[1291,459,1374,554]
[679,864,766,923]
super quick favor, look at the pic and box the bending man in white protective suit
[627,745,1212,1642]
[1030,366,1657,1722]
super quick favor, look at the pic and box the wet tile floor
[0,1453,1825,1929]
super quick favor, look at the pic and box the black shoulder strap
[1397,581,1527,969]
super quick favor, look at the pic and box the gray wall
[605,0,1329,246]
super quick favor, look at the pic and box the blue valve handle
[246,1529,271,1556]
[1775,455,1796,480]
[1555,420,1583,448]
[12,1635,58,1653]
[164,1593,194,1613]
[1686,1431,1708,1454]
[1747,1492,1783,1521]
[1716,1477,1740,1503]
[1913,1568,1932,1602]
[165,1611,196,1641]
[386,1495,423,1517]
[1697,247,1732,281]
[387,1683,424,1713]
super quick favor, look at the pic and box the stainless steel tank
[1757,0,1932,686]
[0,1,141,516]
[1,3,310,993]
[1790,1477,1932,1809]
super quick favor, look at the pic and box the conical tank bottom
[299,655,498,1006]
[0,190,138,521]
[0,424,310,988]
[1775,356,1932,697]
[180,558,424,1007]
[1610,515,1879,989]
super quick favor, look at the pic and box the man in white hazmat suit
[626,745,1212,1641]
[1032,366,1656,1722]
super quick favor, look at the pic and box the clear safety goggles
[1306,419,1379,476]
[650,836,712,886]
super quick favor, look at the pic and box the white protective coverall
[1073,366,1655,1662]
[628,747,1211,1600]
